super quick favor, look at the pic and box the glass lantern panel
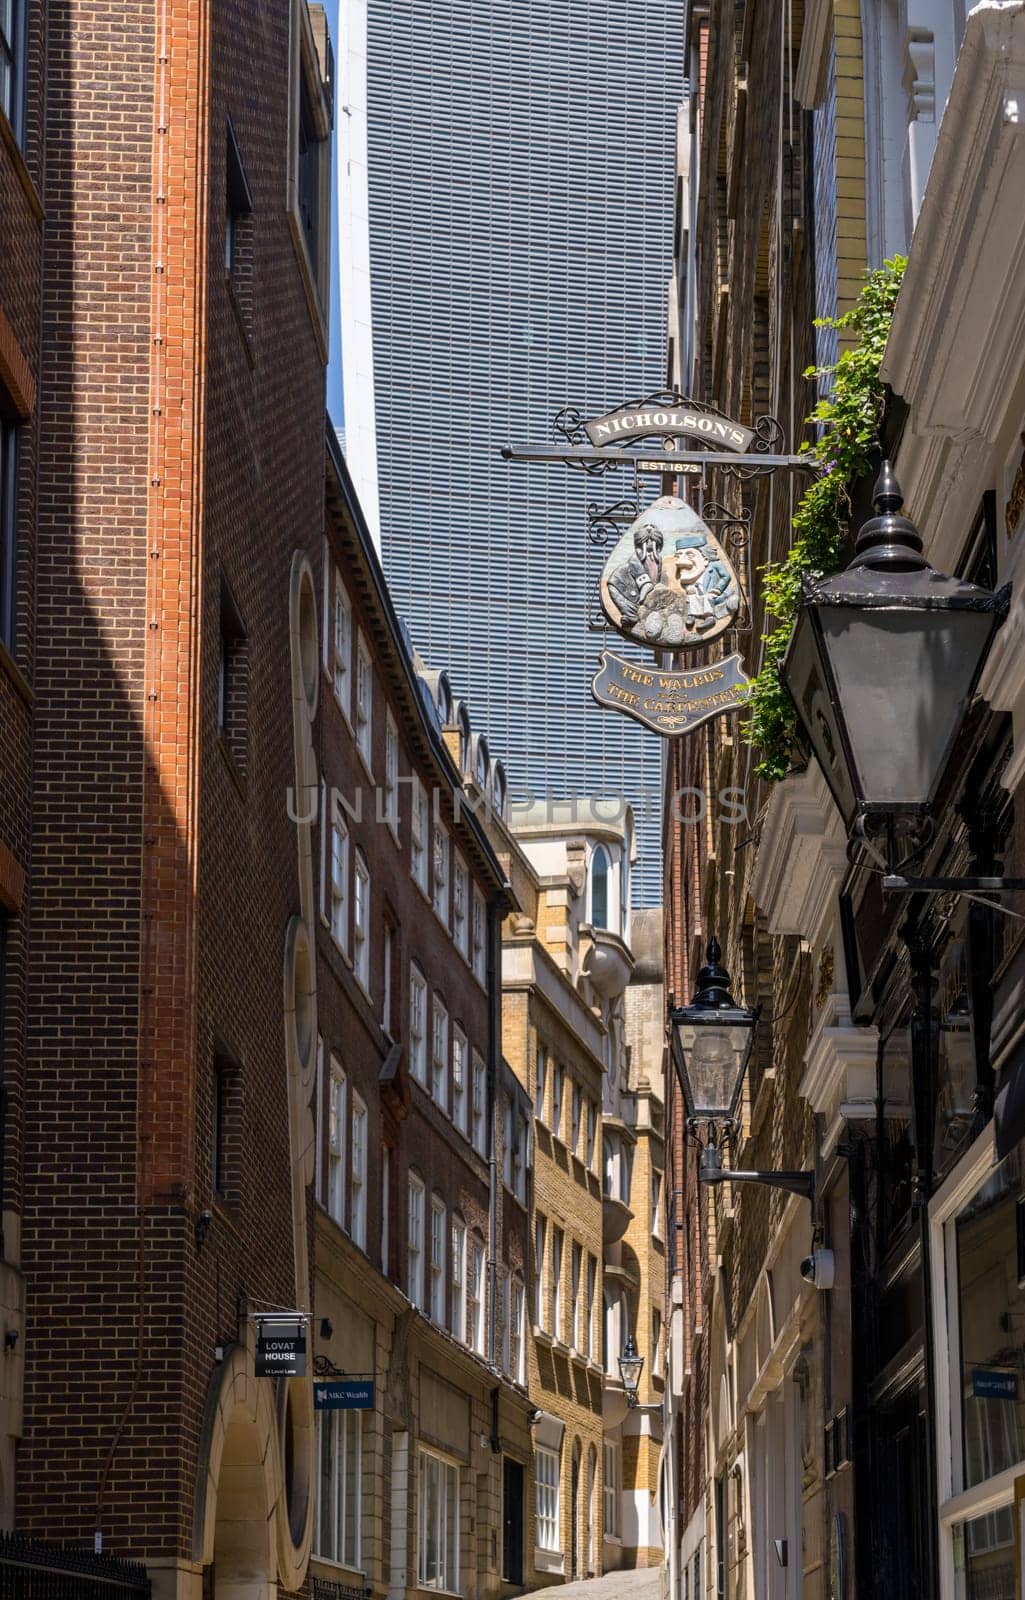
[784,608,858,824]
[819,607,996,809]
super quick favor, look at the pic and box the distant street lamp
[618,1333,645,1404]
[668,938,758,1131]
[670,939,814,1204]
[781,461,1010,862]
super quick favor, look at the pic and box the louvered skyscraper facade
[342,0,684,904]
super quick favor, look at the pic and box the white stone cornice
[800,995,881,1158]
[882,0,1025,568]
[749,765,847,948]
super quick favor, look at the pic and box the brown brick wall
[15,0,329,1560]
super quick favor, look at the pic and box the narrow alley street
[530,1571,664,1600]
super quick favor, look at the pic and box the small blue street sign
[314,1379,375,1411]
[971,1368,1018,1401]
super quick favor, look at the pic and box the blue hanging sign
[971,1368,1018,1401]
[314,1379,375,1411]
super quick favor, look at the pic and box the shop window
[418,1447,459,1591]
[315,1408,361,1568]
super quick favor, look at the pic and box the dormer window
[591,845,610,930]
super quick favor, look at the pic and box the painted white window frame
[329,802,350,955]
[384,710,400,840]
[327,1058,346,1228]
[411,775,429,894]
[350,1092,367,1250]
[510,1276,525,1384]
[551,1226,563,1344]
[332,569,352,718]
[535,1444,560,1552]
[471,1050,486,1156]
[585,1254,597,1360]
[535,1046,547,1123]
[471,887,486,984]
[551,1065,564,1142]
[469,1234,486,1355]
[450,1215,467,1341]
[652,1169,663,1238]
[604,1441,621,1539]
[452,1026,468,1135]
[570,1082,581,1155]
[570,1241,582,1352]
[381,1145,390,1276]
[355,630,373,772]
[432,819,450,925]
[535,1215,547,1330]
[353,850,370,991]
[407,1173,425,1309]
[409,965,428,1085]
[429,1194,446,1323]
[452,852,469,958]
[431,997,449,1109]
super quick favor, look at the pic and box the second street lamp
[670,939,815,1204]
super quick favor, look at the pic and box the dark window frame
[0,0,26,144]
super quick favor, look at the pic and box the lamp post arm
[700,1166,816,1204]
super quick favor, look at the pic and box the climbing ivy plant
[743,255,907,782]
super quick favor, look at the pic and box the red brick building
[310,436,534,1600]
[1,0,336,1591]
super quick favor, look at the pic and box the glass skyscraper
[341,0,684,904]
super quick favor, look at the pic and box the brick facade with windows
[311,438,534,1600]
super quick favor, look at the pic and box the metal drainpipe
[486,894,504,1369]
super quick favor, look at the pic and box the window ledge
[355,743,374,786]
[533,1327,555,1347]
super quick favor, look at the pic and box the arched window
[591,845,610,929]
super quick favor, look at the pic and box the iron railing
[0,1532,150,1599]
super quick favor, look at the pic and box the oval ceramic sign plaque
[599,495,741,651]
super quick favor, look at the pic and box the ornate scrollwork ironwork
[313,1353,346,1377]
[718,413,789,480]
[586,498,639,548]
[553,406,589,446]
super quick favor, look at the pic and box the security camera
[800,1248,835,1290]
[527,1407,543,1426]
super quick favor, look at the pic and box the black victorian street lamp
[669,939,815,1203]
[781,461,1011,874]
[618,1333,661,1412]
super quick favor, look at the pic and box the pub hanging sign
[591,651,752,737]
[590,495,751,735]
[255,1317,308,1378]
